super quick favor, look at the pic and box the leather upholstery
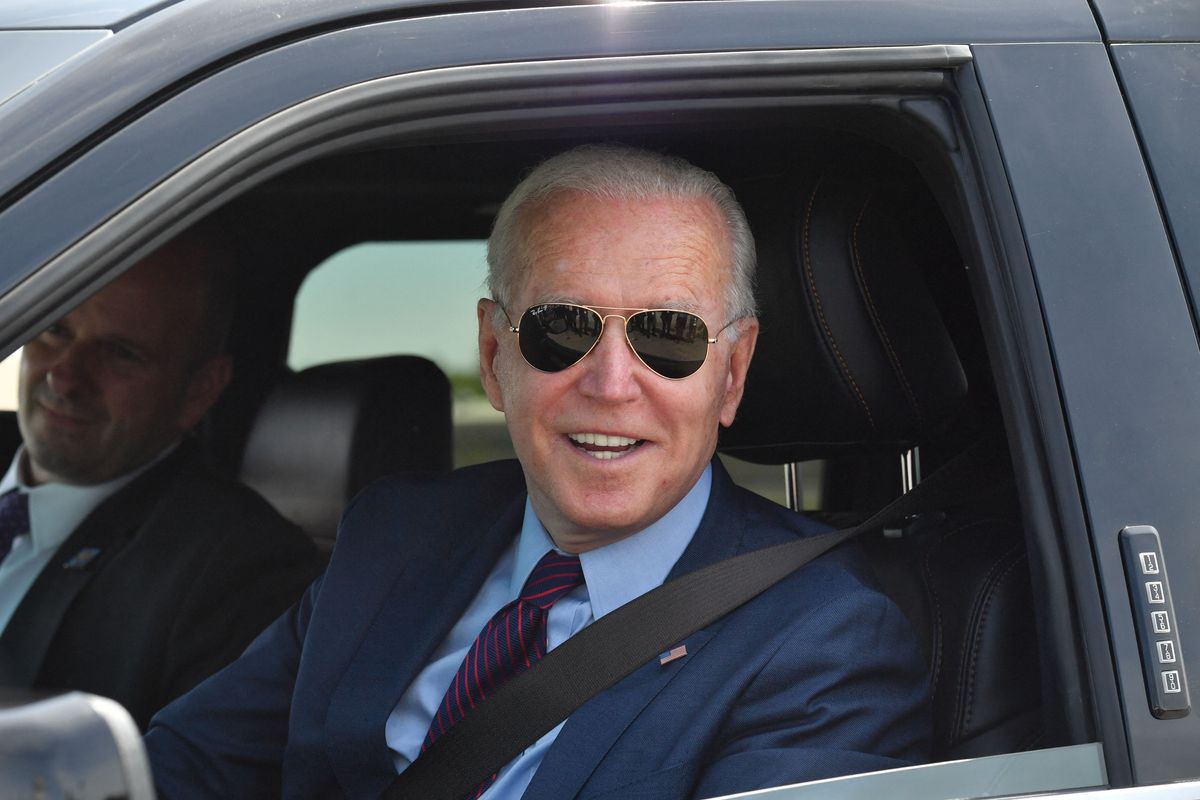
[862,501,1043,759]
[720,158,1042,759]
[239,355,452,549]
[721,159,967,463]
[0,410,19,468]
[920,509,1042,756]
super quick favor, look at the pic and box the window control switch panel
[1120,525,1190,719]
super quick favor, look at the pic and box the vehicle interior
[216,122,1050,760]
[3,106,1070,775]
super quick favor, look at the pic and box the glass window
[290,240,507,468]
[290,240,490,376]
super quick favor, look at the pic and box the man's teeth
[568,432,643,459]
[569,433,638,447]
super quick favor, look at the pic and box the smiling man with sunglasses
[477,148,760,554]
[146,144,929,800]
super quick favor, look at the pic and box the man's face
[479,191,758,551]
[17,253,231,485]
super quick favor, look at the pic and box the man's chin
[554,494,673,549]
[23,442,106,486]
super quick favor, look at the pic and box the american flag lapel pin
[62,547,102,569]
[658,645,688,666]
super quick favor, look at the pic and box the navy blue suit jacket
[146,459,929,799]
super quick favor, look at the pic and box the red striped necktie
[421,550,585,795]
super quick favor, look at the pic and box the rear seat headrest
[720,160,968,463]
[239,355,452,549]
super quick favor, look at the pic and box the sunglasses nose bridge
[565,312,641,402]
[595,312,639,356]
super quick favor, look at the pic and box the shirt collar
[0,442,179,555]
[513,463,712,619]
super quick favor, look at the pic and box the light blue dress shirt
[385,464,713,798]
[0,444,174,634]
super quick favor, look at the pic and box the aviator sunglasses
[503,302,737,380]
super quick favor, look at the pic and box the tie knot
[519,551,584,610]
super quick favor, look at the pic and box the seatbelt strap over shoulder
[384,437,1005,800]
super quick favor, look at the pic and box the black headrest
[720,160,968,464]
[239,355,452,547]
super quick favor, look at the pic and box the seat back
[721,156,1042,759]
[239,355,452,551]
[861,490,1043,757]
[721,160,967,463]
[0,410,21,467]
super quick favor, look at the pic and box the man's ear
[178,354,233,431]
[719,318,758,428]
[477,299,507,413]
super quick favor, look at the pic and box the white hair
[486,143,758,329]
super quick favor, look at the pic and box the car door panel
[973,41,1200,783]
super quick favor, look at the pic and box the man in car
[146,144,929,798]
[0,226,321,729]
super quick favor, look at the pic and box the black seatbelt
[384,437,1004,800]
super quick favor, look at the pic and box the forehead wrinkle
[527,263,710,312]
[519,194,729,312]
[640,254,723,308]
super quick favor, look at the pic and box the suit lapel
[522,625,720,800]
[0,447,186,685]
[524,460,750,800]
[324,479,526,799]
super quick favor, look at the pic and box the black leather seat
[720,156,1043,759]
[0,409,21,468]
[238,355,452,551]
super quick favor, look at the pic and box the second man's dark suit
[0,441,322,728]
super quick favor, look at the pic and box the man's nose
[576,317,643,402]
[44,345,89,396]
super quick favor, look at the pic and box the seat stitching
[921,518,989,704]
[951,547,1013,737]
[802,178,875,429]
[957,547,1026,739]
[850,192,922,421]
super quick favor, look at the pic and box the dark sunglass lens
[626,310,709,379]
[519,304,602,372]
